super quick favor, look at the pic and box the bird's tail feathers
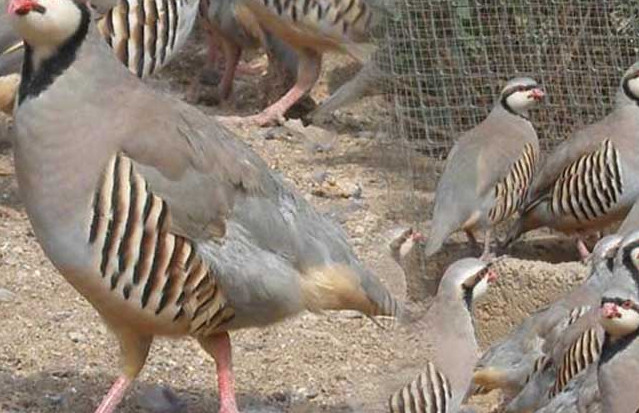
[300,264,402,326]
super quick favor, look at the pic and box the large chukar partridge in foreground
[506,62,639,258]
[424,77,544,259]
[388,257,498,413]
[6,1,401,412]
[217,0,386,126]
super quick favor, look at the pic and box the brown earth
[0,29,596,413]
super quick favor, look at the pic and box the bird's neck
[599,329,639,366]
[498,98,529,120]
[622,79,639,106]
[18,4,91,105]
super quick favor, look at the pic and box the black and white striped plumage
[98,0,199,78]
[389,362,453,413]
[507,62,639,244]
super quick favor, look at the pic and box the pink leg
[199,332,239,413]
[218,40,241,101]
[224,50,321,127]
[185,24,223,104]
[95,376,133,413]
[576,236,590,261]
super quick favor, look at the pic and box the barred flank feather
[549,328,600,397]
[97,0,196,78]
[89,154,235,337]
[489,143,538,223]
[389,361,453,413]
[550,139,623,222]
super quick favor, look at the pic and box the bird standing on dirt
[424,77,544,259]
[506,62,639,259]
[388,257,498,413]
[216,0,386,126]
[6,1,401,412]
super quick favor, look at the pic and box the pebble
[0,288,15,302]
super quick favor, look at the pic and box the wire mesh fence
[372,0,639,225]
[378,0,639,159]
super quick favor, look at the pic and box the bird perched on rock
[6,2,401,413]
[388,257,498,413]
[597,230,639,413]
[217,0,387,126]
[506,62,639,259]
[473,234,621,401]
[424,77,544,259]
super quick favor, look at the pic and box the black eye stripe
[601,297,639,311]
[505,84,537,96]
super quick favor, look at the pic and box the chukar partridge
[388,257,499,413]
[6,2,400,413]
[506,62,639,258]
[473,234,622,400]
[216,0,387,126]
[388,228,436,301]
[424,77,544,259]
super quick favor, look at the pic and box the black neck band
[18,2,90,105]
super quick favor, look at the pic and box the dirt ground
[0,28,595,413]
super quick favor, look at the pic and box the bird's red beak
[529,88,545,101]
[601,302,622,319]
[7,0,46,16]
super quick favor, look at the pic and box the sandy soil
[0,28,594,413]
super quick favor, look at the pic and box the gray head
[499,77,545,116]
[437,258,498,306]
[586,234,624,280]
[615,61,639,105]
[389,228,425,265]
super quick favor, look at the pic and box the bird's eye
[518,86,526,92]
[622,300,633,309]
